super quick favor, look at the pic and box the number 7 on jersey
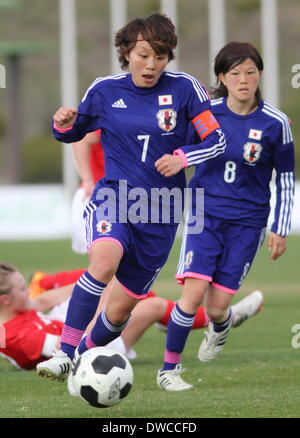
[137,135,150,162]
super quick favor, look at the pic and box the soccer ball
[70,346,134,408]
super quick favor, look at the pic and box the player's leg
[77,277,138,355]
[157,278,208,391]
[36,240,122,381]
[121,296,168,350]
[165,216,217,368]
[198,224,266,362]
[231,290,264,327]
[155,290,263,332]
[157,216,219,391]
[58,240,122,358]
[37,182,126,381]
[78,221,177,356]
[198,285,234,362]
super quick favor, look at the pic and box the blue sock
[213,309,232,333]
[78,310,130,355]
[60,271,106,359]
[163,303,195,371]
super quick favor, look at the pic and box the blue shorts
[176,215,266,294]
[84,180,178,299]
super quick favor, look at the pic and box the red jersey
[0,310,63,370]
[89,129,105,184]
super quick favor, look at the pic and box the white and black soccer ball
[71,346,134,408]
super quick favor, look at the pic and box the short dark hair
[212,41,264,101]
[115,12,177,70]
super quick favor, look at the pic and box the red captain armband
[192,109,220,140]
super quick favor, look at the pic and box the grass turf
[0,235,300,418]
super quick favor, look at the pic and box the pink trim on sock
[53,122,74,132]
[211,282,238,295]
[61,325,84,347]
[175,272,212,285]
[86,334,97,349]
[88,237,124,256]
[164,349,181,364]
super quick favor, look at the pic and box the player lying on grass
[0,262,263,370]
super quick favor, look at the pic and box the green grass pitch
[0,235,300,418]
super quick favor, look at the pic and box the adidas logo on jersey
[112,98,127,108]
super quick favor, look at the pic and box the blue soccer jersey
[182,97,295,235]
[52,71,227,295]
[53,71,226,196]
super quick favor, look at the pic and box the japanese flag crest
[96,220,112,234]
[156,108,177,132]
[243,142,262,164]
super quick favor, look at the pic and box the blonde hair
[0,262,17,295]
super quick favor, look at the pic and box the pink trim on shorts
[89,237,124,257]
[175,272,212,286]
[53,122,74,132]
[118,281,149,300]
[164,349,181,364]
[211,282,238,295]
[173,149,188,168]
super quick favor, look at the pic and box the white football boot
[36,349,72,382]
[198,317,232,363]
[67,347,80,397]
[157,364,193,391]
[231,290,264,327]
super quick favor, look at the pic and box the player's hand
[155,154,183,177]
[267,232,286,260]
[53,106,78,129]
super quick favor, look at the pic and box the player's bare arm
[29,284,74,313]
[53,106,78,129]
[155,154,183,177]
[268,232,286,260]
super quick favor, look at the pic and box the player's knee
[150,297,166,313]
[106,307,130,327]
[206,306,228,322]
[88,260,117,284]
[179,296,203,314]
[180,281,208,314]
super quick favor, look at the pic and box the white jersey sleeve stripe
[284,172,294,236]
[262,103,293,144]
[186,144,225,165]
[277,172,294,236]
[165,71,209,103]
[185,129,226,166]
[211,98,224,106]
[82,73,127,102]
